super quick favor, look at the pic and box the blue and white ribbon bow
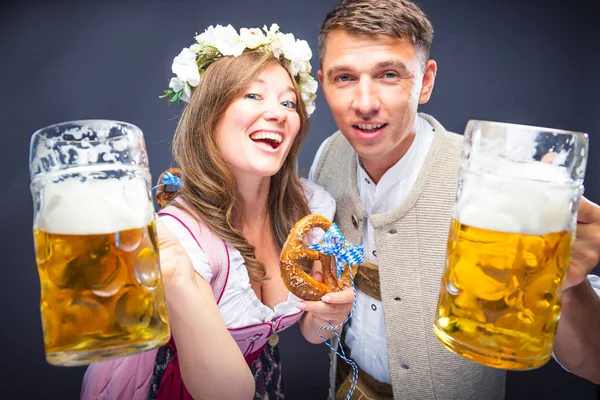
[308,223,364,400]
[308,223,364,279]
[152,172,182,192]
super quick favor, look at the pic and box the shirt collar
[356,115,433,189]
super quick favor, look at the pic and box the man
[306,0,600,398]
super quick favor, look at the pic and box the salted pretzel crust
[280,214,358,301]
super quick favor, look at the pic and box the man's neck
[361,131,416,184]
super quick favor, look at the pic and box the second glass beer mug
[434,120,588,370]
[29,120,170,366]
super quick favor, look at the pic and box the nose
[353,78,380,116]
[263,100,287,123]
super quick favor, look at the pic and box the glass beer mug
[434,120,588,370]
[29,120,170,366]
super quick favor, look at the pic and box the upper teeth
[357,124,384,130]
[249,132,282,144]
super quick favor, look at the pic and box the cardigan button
[351,215,359,228]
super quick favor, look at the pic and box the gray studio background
[1,0,599,398]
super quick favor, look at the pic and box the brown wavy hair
[171,49,311,282]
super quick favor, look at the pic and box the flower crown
[161,23,318,116]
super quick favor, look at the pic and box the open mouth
[249,131,283,150]
[353,123,387,133]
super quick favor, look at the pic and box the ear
[317,69,328,100]
[418,59,437,104]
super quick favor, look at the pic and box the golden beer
[434,219,572,369]
[34,221,170,366]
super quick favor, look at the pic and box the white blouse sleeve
[159,214,214,283]
[307,137,332,182]
[301,177,336,220]
[301,178,336,244]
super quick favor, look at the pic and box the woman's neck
[237,175,271,231]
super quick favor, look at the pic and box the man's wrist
[561,278,592,305]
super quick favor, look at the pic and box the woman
[82,24,353,400]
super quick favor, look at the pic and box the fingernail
[321,295,331,302]
[296,302,306,310]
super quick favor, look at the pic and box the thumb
[577,197,600,224]
[154,214,190,286]
[541,152,558,164]
[154,214,178,247]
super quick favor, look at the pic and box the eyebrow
[254,78,296,95]
[326,60,412,79]
[374,60,411,75]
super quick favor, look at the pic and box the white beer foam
[39,178,154,235]
[457,161,574,235]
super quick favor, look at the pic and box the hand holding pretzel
[280,214,359,301]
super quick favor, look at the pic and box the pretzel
[280,214,358,301]
[155,168,182,209]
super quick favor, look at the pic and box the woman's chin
[239,165,283,179]
[257,161,288,176]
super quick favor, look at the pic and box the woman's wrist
[164,276,207,320]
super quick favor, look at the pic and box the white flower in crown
[304,101,316,116]
[162,23,318,116]
[169,77,193,102]
[263,23,282,41]
[282,39,312,64]
[214,24,245,56]
[300,73,318,115]
[195,25,216,48]
[301,74,318,99]
[290,59,311,76]
[189,43,202,54]
[240,28,267,49]
[272,33,295,59]
[171,48,200,86]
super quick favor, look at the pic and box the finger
[571,248,600,270]
[575,220,600,244]
[541,152,558,164]
[574,222,600,264]
[312,270,324,283]
[310,312,349,323]
[312,316,333,327]
[321,289,355,304]
[571,225,600,271]
[312,316,342,328]
[297,300,351,314]
[577,197,600,224]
